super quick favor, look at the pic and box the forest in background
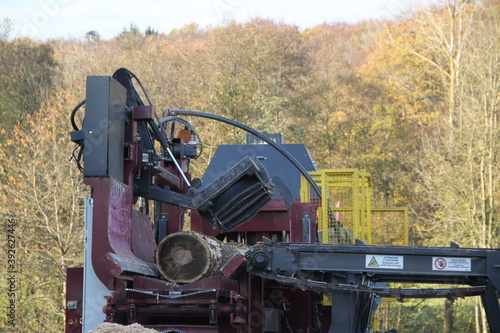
[0,0,499,331]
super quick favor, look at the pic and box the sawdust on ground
[89,322,159,332]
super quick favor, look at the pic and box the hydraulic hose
[165,109,322,200]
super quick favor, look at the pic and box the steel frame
[247,242,500,332]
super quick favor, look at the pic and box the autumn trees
[0,92,86,331]
[370,0,500,250]
[0,1,499,331]
[363,1,500,332]
[0,20,56,126]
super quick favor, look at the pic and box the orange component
[176,130,191,143]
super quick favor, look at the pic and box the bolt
[253,252,269,269]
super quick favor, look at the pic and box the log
[156,231,247,284]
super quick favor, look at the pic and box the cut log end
[156,232,213,284]
[156,231,248,284]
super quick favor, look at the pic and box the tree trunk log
[443,298,454,333]
[156,231,247,284]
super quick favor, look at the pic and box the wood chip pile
[89,322,158,332]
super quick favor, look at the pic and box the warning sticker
[432,257,471,271]
[365,255,404,269]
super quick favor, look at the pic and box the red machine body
[66,71,325,333]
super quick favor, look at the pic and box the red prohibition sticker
[434,257,447,270]
[432,257,471,271]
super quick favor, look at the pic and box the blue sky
[2,0,419,40]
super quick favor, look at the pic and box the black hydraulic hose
[166,109,322,200]
[70,99,86,131]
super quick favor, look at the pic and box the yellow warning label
[365,255,404,269]
[368,256,379,267]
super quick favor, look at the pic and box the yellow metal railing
[300,169,410,308]
[300,170,408,246]
[300,169,372,244]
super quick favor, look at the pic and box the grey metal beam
[247,243,500,332]
[247,243,500,294]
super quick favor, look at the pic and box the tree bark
[156,231,247,284]
[443,299,454,333]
